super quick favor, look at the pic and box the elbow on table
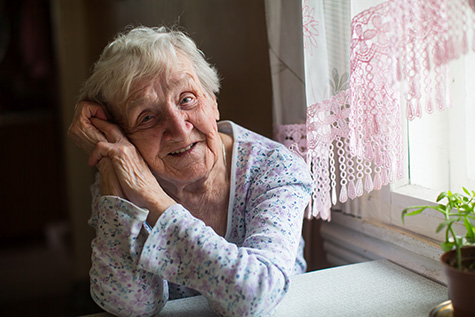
[90,276,167,317]
[249,276,289,315]
[210,267,289,316]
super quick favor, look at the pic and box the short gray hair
[78,26,220,115]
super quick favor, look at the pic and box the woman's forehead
[130,68,198,103]
[118,56,200,111]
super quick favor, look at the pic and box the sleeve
[88,177,168,316]
[137,150,312,316]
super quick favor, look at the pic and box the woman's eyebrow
[124,72,195,116]
[169,71,196,90]
[125,86,160,113]
[120,96,154,129]
[124,98,147,119]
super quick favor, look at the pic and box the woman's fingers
[89,140,151,197]
[72,102,174,218]
[88,117,133,169]
[88,140,133,167]
[88,127,175,221]
[90,117,125,144]
[88,141,113,167]
[68,101,111,154]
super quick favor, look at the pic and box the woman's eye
[140,115,153,124]
[181,96,193,104]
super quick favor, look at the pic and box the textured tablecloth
[87,259,448,316]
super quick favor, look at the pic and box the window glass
[407,52,475,193]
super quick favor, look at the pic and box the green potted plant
[402,187,475,316]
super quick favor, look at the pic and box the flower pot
[440,246,475,317]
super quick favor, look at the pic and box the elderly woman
[68,26,312,316]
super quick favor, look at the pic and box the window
[407,53,475,193]
[389,51,474,238]
[322,51,474,281]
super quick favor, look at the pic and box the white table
[88,259,448,316]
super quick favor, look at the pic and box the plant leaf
[463,187,470,196]
[441,241,454,252]
[405,207,427,216]
[401,207,426,223]
[436,221,448,233]
[464,217,475,242]
[437,191,448,202]
[436,219,456,233]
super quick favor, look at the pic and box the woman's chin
[152,143,219,189]
[155,164,211,188]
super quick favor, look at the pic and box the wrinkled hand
[97,158,125,198]
[89,117,175,225]
[67,101,122,197]
[68,101,110,155]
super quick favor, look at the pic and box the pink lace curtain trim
[307,90,393,220]
[349,0,475,164]
[275,0,475,220]
[274,124,308,157]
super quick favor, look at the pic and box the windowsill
[321,210,447,283]
[389,183,466,240]
[324,182,467,284]
[391,183,442,206]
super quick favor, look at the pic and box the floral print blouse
[88,121,313,316]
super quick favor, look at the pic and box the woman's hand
[68,101,110,154]
[97,158,125,198]
[89,117,176,225]
[68,101,123,197]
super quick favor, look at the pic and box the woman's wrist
[145,196,176,226]
[98,158,124,197]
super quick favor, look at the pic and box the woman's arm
[69,102,182,315]
[69,102,184,315]
[88,178,169,316]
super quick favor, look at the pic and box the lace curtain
[266,0,475,220]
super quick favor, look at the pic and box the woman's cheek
[192,105,219,133]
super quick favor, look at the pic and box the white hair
[78,26,220,116]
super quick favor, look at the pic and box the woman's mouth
[169,143,196,155]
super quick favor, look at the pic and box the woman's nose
[163,106,192,140]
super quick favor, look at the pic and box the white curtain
[265,0,307,156]
[266,0,475,220]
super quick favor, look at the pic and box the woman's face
[117,55,221,188]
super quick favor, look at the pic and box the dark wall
[82,0,273,138]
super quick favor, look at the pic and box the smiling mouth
[169,143,197,155]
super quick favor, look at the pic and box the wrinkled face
[116,54,221,188]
